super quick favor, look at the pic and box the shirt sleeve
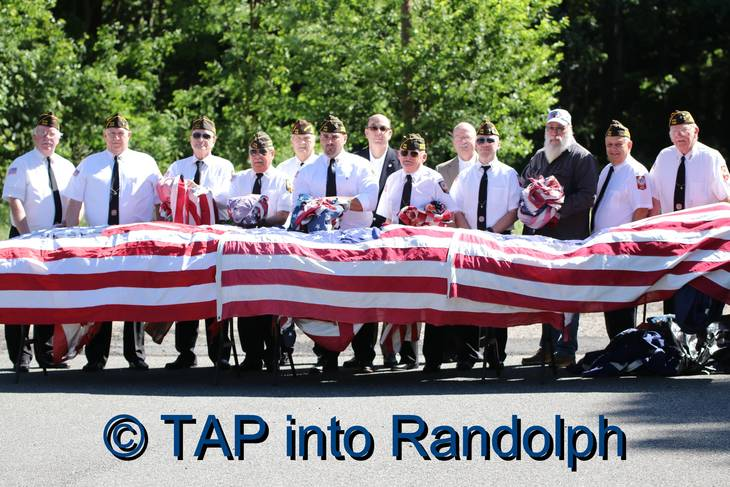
[435,175,459,212]
[2,161,26,201]
[64,163,87,202]
[375,175,394,221]
[353,165,379,212]
[506,170,522,211]
[709,151,730,202]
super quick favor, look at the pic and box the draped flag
[2,204,730,349]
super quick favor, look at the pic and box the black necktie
[108,155,120,225]
[591,165,614,232]
[477,165,490,230]
[326,158,337,197]
[46,157,62,225]
[674,155,686,211]
[252,173,263,195]
[193,160,203,185]
[398,174,413,224]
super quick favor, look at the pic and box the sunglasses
[476,137,497,144]
[249,148,269,155]
[368,125,390,132]
[400,150,420,157]
[192,132,213,140]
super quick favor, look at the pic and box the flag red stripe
[224,241,449,262]
[221,268,446,293]
[222,300,563,328]
[0,267,215,291]
[0,239,219,261]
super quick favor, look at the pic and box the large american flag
[1,204,729,329]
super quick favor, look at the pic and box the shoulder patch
[7,167,17,176]
[636,175,647,190]
[721,164,730,182]
[439,180,449,194]
[286,180,293,193]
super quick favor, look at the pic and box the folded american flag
[288,194,349,232]
[157,176,217,225]
[518,175,564,230]
[1,204,729,334]
[398,201,453,227]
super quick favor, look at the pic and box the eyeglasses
[192,132,213,140]
[546,126,565,134]
[400,150,420,157]
[249,148,268,155]
[476,137,497,144]
[368,125,390,132]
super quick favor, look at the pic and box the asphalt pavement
[1,304,728,486]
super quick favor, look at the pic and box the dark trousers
[5,324,54,366]
[604,307,636,340]
[479,327,508,363]
[238,315,274,368]
[423,324,480,366]
[174,318,232,364]
[85,321,145,367]
[351,322,378,365]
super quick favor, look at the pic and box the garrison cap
[37,112,60,130]
[319,115,347,134]
[191,116,216,134]
[605,120,631,138]
[291,119,315,135]
[105,113,129,130]
[400,133,426,151]
[669,110,695,127]
[476,119,499,137]
[249,131,274,150]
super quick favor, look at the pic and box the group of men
[3,107,728,375]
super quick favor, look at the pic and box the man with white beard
[520,109,598,367]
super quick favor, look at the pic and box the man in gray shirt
[520,109,598,367]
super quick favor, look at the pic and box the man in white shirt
[66,114,161,372]
[276,119,318,182]
[292,114,378,374]
[229,131,292,371]
[592,120,652,338]
[649,110,730,316]
[435,122,478,190]
[163,116,234,370]
[446,119,522,371]
[2,112,76,371]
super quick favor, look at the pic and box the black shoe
[383,360,399,371]
[38,361,69,369]
[129,359,149,371]
[165,355,197,370]
[308,365,323,376]
[83,362,104,372]
[456,361,475,371]
[239,360,263,372]
[404,361,418,370]
[358,364,374,374]
[279,353,290,366]
[342,358,359,368]
[15,363,30,373]
[423,363,441,373]
[216,360,231,371]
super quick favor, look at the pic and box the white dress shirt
[227,166,292,214]
[276,153,318,182]
[450,158,521,230]
[376,165,457,222]
[165,154,234,220]
[66,149,161,226]
[292,151,378,229]
[593,155,652,232]
[649,142,729,213]
[3,149,76,231]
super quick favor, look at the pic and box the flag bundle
[518,175,565,230]
[157,176,217,225]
